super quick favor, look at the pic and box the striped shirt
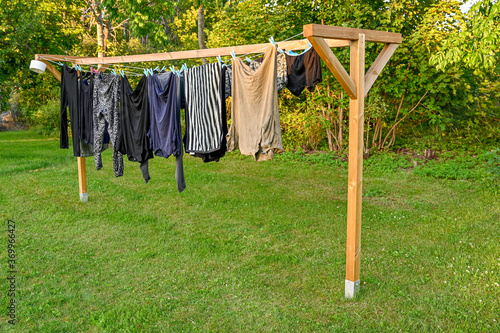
[184,62,224,153]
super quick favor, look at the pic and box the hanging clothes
[225,65,232,99]
[93,72,123,177]
[79,74,94,144]
[117,75,154,183]
[285,47,322,97]
[224,53,287,98]
[148,72,186,192]
[248,53,288,92]
[60,65,93,157]
[189,65,228,162]
[228,45,283,161]
[183,62,227,161]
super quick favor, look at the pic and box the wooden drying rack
[34,24,402,298]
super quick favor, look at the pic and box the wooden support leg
[345,34,365,298]
[77,157,88,202]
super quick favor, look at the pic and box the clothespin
[57,61,64,66]
[245,56,252,63]
[170,65,176,73]
[269,36,276,46]
[161,66,166,72]
[181,63,188,71]
[154,66,159,71]
[119,70,125,77]
[148,68,154,76]
[278,49,284,54]
[217,55,226,68]
[143,68,149,76]
[230,51,236,59]
[111,69,117,75]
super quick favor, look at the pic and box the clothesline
[38,33,311,76]
[36,23,404,299]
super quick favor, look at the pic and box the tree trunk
[198,5,208,65]
[96,15,105,57]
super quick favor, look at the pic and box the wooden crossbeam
[304,24,402,44]
[307,36,357,99]
[35,39,350,66]
[364,43,399,97]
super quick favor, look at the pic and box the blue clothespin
[119,70,125,77]
[269,36,276,46]
[111,69,117,75]
[245,56,253,63]
[216,55,222,63]
[181,63,188,71]
[230,51,236,59]
[161,66,166,71]
[149,68,154,76]
[57,61,64,66]
[278,48,284,54]
[143,68,149,76]
[154,66,159,71]
[170,65,176,73]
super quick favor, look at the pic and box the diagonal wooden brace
[364,43,399,97]
[306,36,357,99]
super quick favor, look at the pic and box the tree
[430,0,500,71]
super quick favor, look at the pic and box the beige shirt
[227,45,283,161]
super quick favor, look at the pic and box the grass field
[0,131,499,332]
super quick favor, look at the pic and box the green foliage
[364,152,413,173]
[30,99,60,136]
[413,150,499,185]
[430,0,500,71]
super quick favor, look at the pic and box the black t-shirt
[285,47,322,96]
[117,75,154,182]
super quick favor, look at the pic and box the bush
[31,99,60,137]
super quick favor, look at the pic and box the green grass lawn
[0,131,498,332]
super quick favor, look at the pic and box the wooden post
[345,33,365,298]
[77,156,88,202]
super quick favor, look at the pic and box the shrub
[31,99,60,137]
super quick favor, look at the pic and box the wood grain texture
[77,157,87,194]
[307,36,357,99]
[34,39,349,66]
[364,43,399,97]
[304,24,402,44]
[346,33,365,284]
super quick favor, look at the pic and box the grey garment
[93,73,124,177]
[175,74,186,193]
[228,45,283,161]
[224,54,287,99]
[225,66,232,99]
